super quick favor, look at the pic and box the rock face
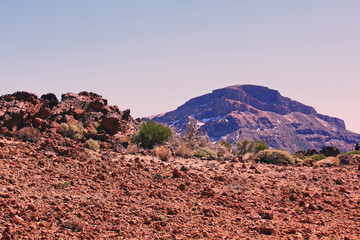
[0,91,139,147]
[147,85,360,152]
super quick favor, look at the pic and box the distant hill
[146,85,360,152]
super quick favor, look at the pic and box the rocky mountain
[147,85,360,152]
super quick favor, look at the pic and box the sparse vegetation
[342,151,360,156]
[237,139,254,156]
[254,139,268,153]
[313,157,340,167]
[87,139,100,150]
[59,122,84,140]
[257,150,295,165]
[219,140,232,152]
[56,181,71,189]
[132,120,172,148]
[194,147,217,159]
[311,154,326,161]
[155,146,171,161]
[175,144,194,158]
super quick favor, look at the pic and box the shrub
[155,146,172,161]
[194,147,217,159]
[257,150,294,165]
[311,154,326,161]
[254,139,268,153]
[313,157,340,167]
[56,181,71,189]
[87,139,100,150]
[237,139,254,156]
[126,144,138,154]
[219,140,232,152]
[132,121,172,148]
[175,145,194,158]
[342,151,360,156]
[59,122,84,140]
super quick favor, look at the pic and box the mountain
[146,85,360,153]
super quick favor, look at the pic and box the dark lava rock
[320,146,340,157]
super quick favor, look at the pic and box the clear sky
[1,1,359,133]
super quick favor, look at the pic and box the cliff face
[146,85,359,152]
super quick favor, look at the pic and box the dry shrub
[217,146,233,160]
[59,122,84,140]
[175,145,194,158]
[126,144,138,155]
[194,147,218,159]
[313,157,340,167]
[155,146,171,161]
[87,139,100,150]
[167,117,214,155]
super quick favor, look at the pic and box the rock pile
[0,91,139,149]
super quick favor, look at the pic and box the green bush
[87,139,100,150]
[132,120,172,148]
[59,122,84,140]
[254,139,268,153]
[194,147,218,159]
[257,150,294,165]
[311,154,326,161]
[342,151,360,156]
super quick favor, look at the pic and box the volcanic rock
[0,91,139,150]
[355,143,360,151]
[320,146,340,157]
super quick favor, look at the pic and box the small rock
[172,168,181,178]
[257,225,276,235]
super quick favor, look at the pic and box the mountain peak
[146,85,359,152]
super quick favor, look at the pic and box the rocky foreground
[1,137,359,239]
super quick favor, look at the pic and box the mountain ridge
[146,84,359,153]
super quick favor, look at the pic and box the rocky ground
[1,137,359,239]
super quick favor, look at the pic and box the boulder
[101,113,122,135]
[12,91,39,105]
[320,146,340,157]
[122,109,131,121]
[41,93,59,109]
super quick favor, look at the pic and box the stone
[41,93,59,109]
[101,113,122,135]
[320,146,340,157]
[355,143,360,151]
[122,109,131,121]
[33,117,48,130]
[35,107,51,119]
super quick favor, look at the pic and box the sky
[1,1,359,133]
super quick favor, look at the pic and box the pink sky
[1,1,359,133]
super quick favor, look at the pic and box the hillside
[147,85,360,152]
[0,90,360,239]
